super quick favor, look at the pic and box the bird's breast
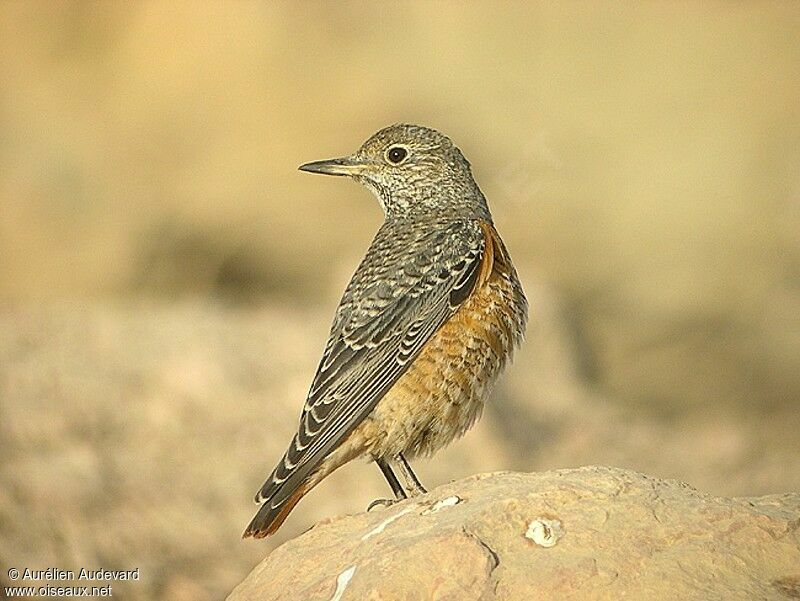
[351,222,527,459]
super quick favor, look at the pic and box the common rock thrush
[244,124,527,538]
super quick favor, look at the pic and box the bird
[243,124,527,538]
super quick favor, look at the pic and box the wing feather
[255,218,488,507]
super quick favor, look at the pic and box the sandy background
[1,2,799,599]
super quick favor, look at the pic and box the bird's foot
[367,497,400,512]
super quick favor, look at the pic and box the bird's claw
[367,498,399,512]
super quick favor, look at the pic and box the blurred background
[1,2,799,599]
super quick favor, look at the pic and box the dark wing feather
[255,218,486,507]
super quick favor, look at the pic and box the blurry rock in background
[0,2,798,600]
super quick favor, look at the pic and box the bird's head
[299,124,488,219]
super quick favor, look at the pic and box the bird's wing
[255,218,489,507]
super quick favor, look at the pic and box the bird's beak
[298,155,368,177]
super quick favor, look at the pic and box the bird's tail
[242,480,310,539]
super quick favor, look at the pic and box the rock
[228,467,800,601]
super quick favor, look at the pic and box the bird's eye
[386,146,408,164]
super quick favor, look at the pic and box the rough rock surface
[228,466,800,601]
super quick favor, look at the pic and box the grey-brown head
[299,124,492,221]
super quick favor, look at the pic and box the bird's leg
[395,453,427,495]
[368,457,408,511]
[377,457,408,499]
